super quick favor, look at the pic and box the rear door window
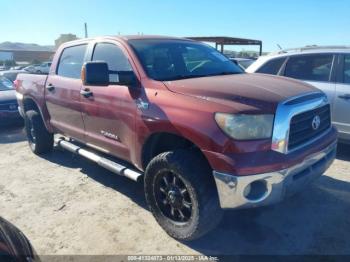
[256,57,286,75]
[285,54,334,82]
[57,44,87,79]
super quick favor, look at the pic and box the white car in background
[24,64,40,73]
[34,62,52,74]
[246,46,350,143]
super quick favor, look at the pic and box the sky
[2,0,350,52]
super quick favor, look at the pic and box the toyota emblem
[312,115,321,130]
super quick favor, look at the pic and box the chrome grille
[288,104,331,151]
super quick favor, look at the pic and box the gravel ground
[0,126,349,256]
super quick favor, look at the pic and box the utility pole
[84,23,88,38]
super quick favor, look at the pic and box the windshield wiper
[159,72,243,81]
[210,71,243,76]
[160,74,209,81]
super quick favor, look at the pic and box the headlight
[215,113,274,140]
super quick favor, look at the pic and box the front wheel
[24,110,53,154]
[144,150,223,241]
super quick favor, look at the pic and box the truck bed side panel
[16,74,53,132]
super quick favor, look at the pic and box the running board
[55,138,143,182]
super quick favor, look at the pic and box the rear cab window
[57,44,88,79]
[284,54,334,82]
[256,57,286,75]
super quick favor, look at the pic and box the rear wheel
[144,149,223,241]
[24,110,53,154]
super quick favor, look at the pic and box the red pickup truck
[15,36,337,240]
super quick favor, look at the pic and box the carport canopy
[186,36,262,55]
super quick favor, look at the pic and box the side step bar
[55,138,143,182]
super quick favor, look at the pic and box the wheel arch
[141,132,212,171]
[22,96,52,132]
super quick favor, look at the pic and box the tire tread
[24,110,53,154]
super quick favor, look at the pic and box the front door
[45,44,88,141]
[80,41,139,162]
[334,54,350,140]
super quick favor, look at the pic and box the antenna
[84,23,88,38]
[277,44,283,50]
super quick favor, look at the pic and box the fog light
[243,183,251,197]
[243,180,268,202]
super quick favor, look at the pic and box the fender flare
[21,95,53,133]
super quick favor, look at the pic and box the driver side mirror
[82,61,109,86]
[82,61,138,87]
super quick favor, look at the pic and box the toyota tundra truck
[15,36,337,240]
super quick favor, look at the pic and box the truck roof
[62,35,194,47]
[120,35,188,41]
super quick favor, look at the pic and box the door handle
[46,84,55,91]
[338,94,350,100]
[80,89,93,98]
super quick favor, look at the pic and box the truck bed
[15,73,51,129]
[16,73,48,100]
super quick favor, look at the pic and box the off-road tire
[24,110,53,154]
[144,149,223,241]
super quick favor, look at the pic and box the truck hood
[163,73,319,113]
[0,90,16,103]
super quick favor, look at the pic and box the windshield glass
[128,39,243,81]
[0,76,14,91]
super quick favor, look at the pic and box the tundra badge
[101,130,119,141]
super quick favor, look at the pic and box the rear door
[283,53,336,116]
[45,44,88,141]
[80,41,139,161]
[334,54,350,139]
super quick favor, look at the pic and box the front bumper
[213,141,337,209]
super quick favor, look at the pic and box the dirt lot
[0,125,350,256]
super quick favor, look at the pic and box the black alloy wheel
[154,170,193,223]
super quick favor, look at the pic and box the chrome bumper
[213,141,337,209]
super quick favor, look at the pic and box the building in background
[0,42,55,67]
[0,49,55,65]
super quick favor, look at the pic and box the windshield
[128,39,243,81]
[0,76,14,91]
